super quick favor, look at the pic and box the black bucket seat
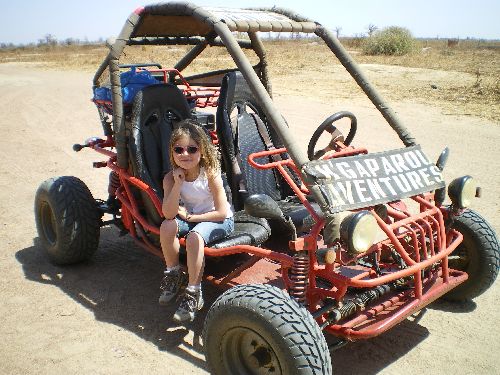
[215,71,319,238]
[128,82,271,248]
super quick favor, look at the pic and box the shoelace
[160,272,178,291]
[179,292,198,312]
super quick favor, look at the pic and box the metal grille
[391,210,444,264]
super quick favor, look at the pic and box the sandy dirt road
[0,63,499,375]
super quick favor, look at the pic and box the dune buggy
[34,3,499,374]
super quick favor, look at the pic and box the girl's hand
[178,206,189,221]
[172,168,186,185]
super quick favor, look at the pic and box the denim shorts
[175,216,234,245]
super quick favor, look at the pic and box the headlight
[448,176,475,208]
[340,211,378,254]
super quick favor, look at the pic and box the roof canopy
[132,2,318,37]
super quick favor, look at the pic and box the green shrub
[362,26,415,55]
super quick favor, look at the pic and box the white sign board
[302,145,445,212]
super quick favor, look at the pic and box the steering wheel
[307,111,357,160]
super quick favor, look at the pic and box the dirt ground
[0,62,499,375]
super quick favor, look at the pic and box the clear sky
[2,0,499,45]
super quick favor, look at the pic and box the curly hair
[169,119,220,178]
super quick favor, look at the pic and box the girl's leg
[159,219,188,306]
[183,218,233,285]
[173,231,205,322]
[174,218,234,323]
[159,219,180,267]
[185,231,205,285]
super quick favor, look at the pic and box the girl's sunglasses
[173,145,199,155]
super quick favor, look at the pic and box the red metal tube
[324,230,462,288]
[323,268,467,340]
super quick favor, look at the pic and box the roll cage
[92,3,416,231]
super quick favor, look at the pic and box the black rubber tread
[203,284,332,375]
[34,176,101,265]
[444,209,500,301]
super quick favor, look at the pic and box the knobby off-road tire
[444,209,500,301]
[203,284,332,375]
[34,176,101,265]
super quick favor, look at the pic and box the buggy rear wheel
[444,209,500,301]
[203,284,332,375]
[34,176,101,265]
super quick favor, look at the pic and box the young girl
[159,119,234,323]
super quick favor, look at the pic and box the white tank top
[180,168,233,218]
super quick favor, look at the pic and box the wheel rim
[40,201,57,246]
[448,241,471,271]
[221,327,282,375]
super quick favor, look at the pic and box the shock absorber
[107,171,120,205]
[289,250,309,306]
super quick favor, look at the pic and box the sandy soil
[0,62,499,375]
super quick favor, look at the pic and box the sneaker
[158,269,187,305]
[173,288,204,323]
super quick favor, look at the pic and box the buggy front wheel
[34,176,101,265]
[444,209,500,301]
[203,284,332,375]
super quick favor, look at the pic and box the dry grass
[354,41,500,120]
[1,38,498,122]
[264,39,500,122]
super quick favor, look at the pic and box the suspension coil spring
[289,251,309,306]
[108,171,120,196]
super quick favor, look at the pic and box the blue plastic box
[93,68,160,104]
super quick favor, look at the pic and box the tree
[366,24,378,37]
[38,34,57,47]
[334,26,342,38]
[64,38,76,46]
[0,42,15,49]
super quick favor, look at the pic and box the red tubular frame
[247,146,467,340]
[248,147,319,220]
[91,140,293,279]
[147,68,220,108]
[92,67,220,115]
[91,138,466,341]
